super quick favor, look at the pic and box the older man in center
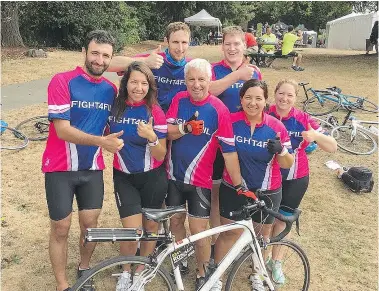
[165,58,256,290]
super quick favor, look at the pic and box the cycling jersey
[109,101,167,173]
[211,60,262,113]
[268,105,322,180]
[166,91,235,189]
[42,66,116,173]
[136,51,190,113]
[223,111,292,190]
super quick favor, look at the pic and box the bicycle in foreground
[72,195,310,291]
[299,82,378,116]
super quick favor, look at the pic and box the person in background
[211,79,294,291]
[243,27,258,52]
[366,20,378,54]
[261,26,277,54]
[274,25,304,71]
[109,62,168,291]
[267,79,337,285]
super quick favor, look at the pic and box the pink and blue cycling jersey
[42,67,116,173]
[166,91,236,189]
[268,105,322,180]
[136,51,190,113]
[109,101,167,173]
[223,111,293,191]
[211,60,262,113]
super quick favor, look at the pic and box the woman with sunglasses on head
[109,62,168,291]
[211,79,294,291]
[266,79,337,285]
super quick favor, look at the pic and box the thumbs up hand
[267,132,284,155]
[184,111,204,135]
[100,130,124,153]
[137,117,157,141]
[146,44,164,69]
[301,123,318,142]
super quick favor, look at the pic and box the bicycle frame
[135,219,274,291]
[350,119,379,138]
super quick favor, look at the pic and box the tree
[351,1,378,12]
[1,2,24,47]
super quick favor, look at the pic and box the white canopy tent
[326,12,378,50]
[184,9,222,34]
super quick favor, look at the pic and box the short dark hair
[287,25,294,32]
[239,79,268,100]
[84,30,115,51]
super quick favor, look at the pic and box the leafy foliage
[19,2,141,51]
[14,1,376,49]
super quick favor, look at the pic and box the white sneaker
[132,274,145,291]
[210,279,222,291]
[250,274,265,291]
[116,271,132,291]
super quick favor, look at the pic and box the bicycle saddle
[298,82,309,86]
[142,207,187,222]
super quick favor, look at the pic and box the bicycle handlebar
[229,199,301,243]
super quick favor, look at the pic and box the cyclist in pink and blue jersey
[165,58,256,290]
[109,62,168,290]
[110,22,191,113]
[208,26,262,247]
[211,79,294,291]
[267,79,337,285]
[42,30,124,291]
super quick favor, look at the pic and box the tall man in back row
[42,30,124,291]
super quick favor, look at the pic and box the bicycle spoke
[332,126,377,155]
[226,241,309,291]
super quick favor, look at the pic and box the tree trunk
[1,2,24,47]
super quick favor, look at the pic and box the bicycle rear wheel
[343,96,379,114]
[15,115,49,141]
[303,92,341,116]
[71,256,175,291]
[331,125,377,155]
[226,240,310,291]
[0,126,29,150]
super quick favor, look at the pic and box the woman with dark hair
[109,62,168,291]
[211,79,294,291]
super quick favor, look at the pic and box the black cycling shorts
[45,170,104,221]
[166,180,211,218]
[113,166,168,219]
[212,149,225,182]
[280,175,309,216]
[274,50,298,57]
[219,182,282,224]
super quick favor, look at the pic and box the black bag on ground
[341,167,374,193]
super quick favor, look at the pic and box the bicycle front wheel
[226,240,310,291]
[331,125,377,155]
[303,93,341,116]
[71,256,175,291]
[0,126,29,150]
[343,95,379,114]
[15,115,49,141]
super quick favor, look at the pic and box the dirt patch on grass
[1,45,378,291]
